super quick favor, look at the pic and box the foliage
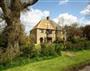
[64,24,83,41]
[0,33,3,47]
[20,43,37,58]
[54,43,62,55]
[0,0,38,48]
[40,43,61,56]
[1,50,90,71]
[0,46,20,65]
[64,40,90,51]
[83,25,90,40]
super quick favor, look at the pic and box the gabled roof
[49,20,61,30]
[31,17,61,30]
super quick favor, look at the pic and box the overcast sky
[0,0,90,34]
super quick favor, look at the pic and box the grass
[0,50,90,71]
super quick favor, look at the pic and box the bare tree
[0,0,38,48]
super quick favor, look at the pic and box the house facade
[30,17,64,44]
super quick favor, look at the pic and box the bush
[64,40,90,51]
[0,46,20,65]
[46,44,57,56]
[20,43,37,58]
[40,43,61,56]
[40,43,47,56]
[84,41,90,49]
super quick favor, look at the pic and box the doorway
[40,37,43,43]
[47,37,52,43]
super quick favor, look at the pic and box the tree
[83,25,90,40]
[0,0,38,48]
[64,23,83,41]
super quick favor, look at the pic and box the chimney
[46,16,49,20]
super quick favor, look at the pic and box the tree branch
[23,0,38,9]
[0,15,4,20]
[11,0,22,11]
[0,0,11,19]
[0,0,2,7]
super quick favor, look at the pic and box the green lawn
[1,50,90,71]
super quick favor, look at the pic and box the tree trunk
[2,18,24,48]
[0,0,38,48]
[0,0,24,48]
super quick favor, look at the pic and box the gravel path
[79,66,90,71]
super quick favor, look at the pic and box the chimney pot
[46,16,49,20]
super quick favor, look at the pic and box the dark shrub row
[0,43,62,65]
[0,40,90,65]
[21,43,62,58]
[20,40,90,58]
[64,40,90,51]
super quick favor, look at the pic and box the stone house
[30,17,64,44]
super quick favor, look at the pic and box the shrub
[20,43,37,58]
[40,43,47,56]
[40,43,61,56]
[84,41,90,49]
[54,43,62,55]
[64,40,90,51]
[0,46,20,65]
[46,44,57,56]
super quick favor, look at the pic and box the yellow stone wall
[36,29,56,44]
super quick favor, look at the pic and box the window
[40,29,44,33]
[46,29,52,34]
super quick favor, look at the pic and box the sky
[0,0,90,34]
[20,0,90,34]
[32,0,89,18]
